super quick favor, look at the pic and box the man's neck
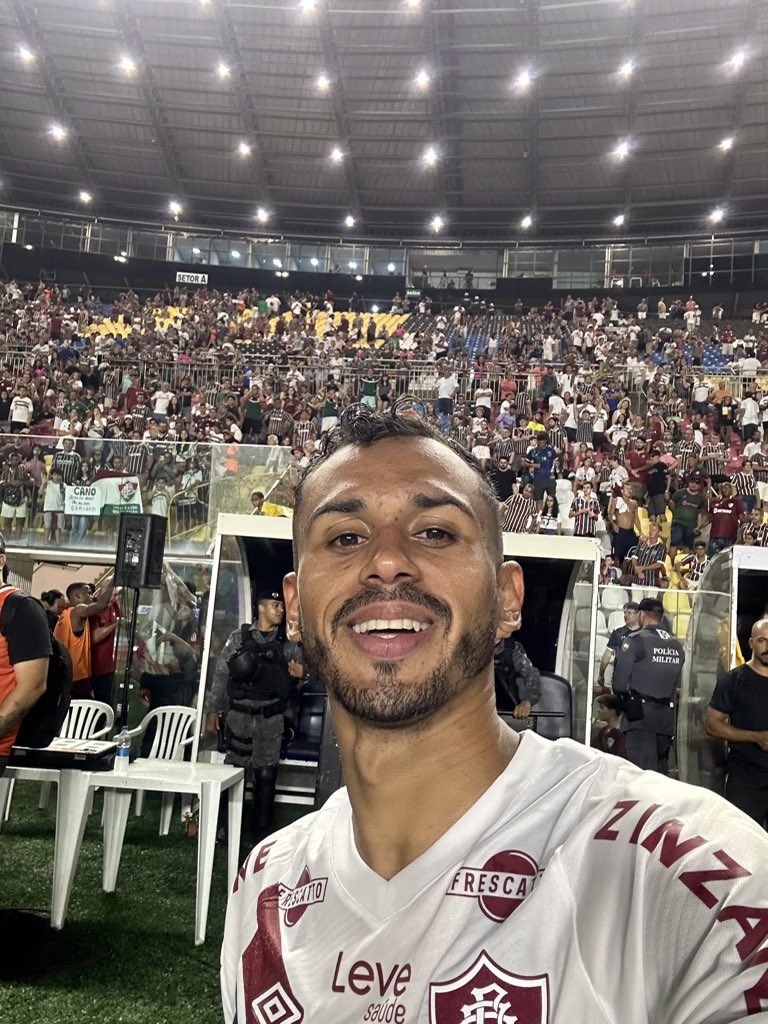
[747,657,768,679]
[333,682,519,881]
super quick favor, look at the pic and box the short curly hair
[293,405,503,562]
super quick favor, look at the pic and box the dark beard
[300,595,498,730]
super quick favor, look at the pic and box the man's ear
[283,571,302,643]
[495,559,524,644]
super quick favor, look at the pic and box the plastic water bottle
[115,727,131,775]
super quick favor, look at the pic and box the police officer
[612,596,685,773]
[494,639,542,719]
[205,588,304,835]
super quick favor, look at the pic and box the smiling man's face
[286,436,521,729]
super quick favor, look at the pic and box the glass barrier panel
[567,566,597,746]
[0,433,297,558]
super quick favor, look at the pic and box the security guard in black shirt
[612,596,685,773]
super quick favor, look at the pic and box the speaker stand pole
[116,587,141,730]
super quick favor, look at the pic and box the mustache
[330,584,451,637]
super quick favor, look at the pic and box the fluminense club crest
[430,951,549,1024]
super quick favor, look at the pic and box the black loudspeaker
[114,513,167,589]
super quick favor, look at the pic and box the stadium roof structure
[0,0,766,243]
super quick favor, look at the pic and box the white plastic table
[97,759,244,944]
[0,759,244,945]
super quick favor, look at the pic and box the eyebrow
[307,492,477,530]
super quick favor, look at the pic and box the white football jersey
[222,731,768,1024]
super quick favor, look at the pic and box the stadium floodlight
[730,49,747,70]
[613,213,626,227]
[405,0,421,7]
[119,54,137,74]
[348,261,358,270]
[345,214,356,228]
[423,146,438,166]
[230,250,241,259]
[316,73,330,91]
[169,200,183,217]
[192,247,201,255]
[709,206,725,224]
[238,141,252,157]
[18,45,34,64]
[719,136,734,152]
[114,255,127,263]
[310,258,319,267]
[355,275,363,281]
[301,0,317,11]
[79,190,93,204]
[415,68,430,89]
[216,61,230,79]
[515,68,532,91]
[618,60,634,79]
[520,215,533,229]
[613,139,631,161]
[431,215,444,233]
[49,123,68,142]
[330,146,344,163]
[255,207,269,223]
[387,263,396,273]
[372,304,380,313]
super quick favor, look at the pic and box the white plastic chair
[3,700,115,822]
[119,705,196,835]
[37,700,115,810]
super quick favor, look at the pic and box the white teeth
[351,618,431,634]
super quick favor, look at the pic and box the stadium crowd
[0,278,766,580]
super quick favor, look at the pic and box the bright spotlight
[255,207,269,223]
[18,45,34,64]
[49,123,68,142]
[348,261,358,270]
[415,68,430,89]
[238,141,252,157]
[272,257,283,268]
[613,140,630,161]
[719,136,734,152]
[613,213,626,227]
[423,146,438,166]
[330,146,344,163]
[387,263,396,273]
[79,190,93,204]
[345,214,356,228]
[169,200,183,217]
[618,60,634,79]
[431,215,444,233]
[119,54,137,74]
[301,0,317,10]
[520,215,533,229]
[730,49,747,70]
[114,255,127,264]
[355,275,363,282]
[316,73,330,91]
[216,61,230,79]
[310,257,319,267]
[709,206,725,224]
[192,247,201,255]
[405,0,420,7]
[372,304,380,313]
[230,250,241,259]
[515,69,532,91]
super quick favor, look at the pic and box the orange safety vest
[0,588,21,756]
[54,607,91,683]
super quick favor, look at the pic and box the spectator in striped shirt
[677,542,708,590]
[731,460,759,514]
[292,409,317,450]
[738,508,768,547]
[264,400,294,443]
[750,442,768,509]
[501,483,537,534]
[569,481,601,537]
[698,438,728,486]
[631,523,668,589]
[50,437,82,485]
[673,429,701,480]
